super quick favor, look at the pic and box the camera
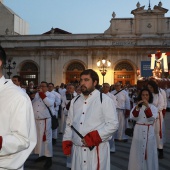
[138,103,143,108]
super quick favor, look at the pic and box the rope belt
[36,118,50,141]
[136,123,153,160]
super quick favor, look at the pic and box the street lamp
[97,58,111,84]
[4,59,16,78]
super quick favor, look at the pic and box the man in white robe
[102,82,117,153]
[0,46,37,170]
[48,82,61,145]
[32,81,55,168]
[111,82,130,142]
[62,69,119,170]
[12,75,26,92]
[60,84,77,134]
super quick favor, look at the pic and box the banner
[141,61,152,77]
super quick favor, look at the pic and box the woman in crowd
[147,80,164,159]
[128,88,158,170]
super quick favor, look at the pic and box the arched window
[20,62,38,86]
[115,62,134,71]
[114,61,135,85]
[66,62,85,85]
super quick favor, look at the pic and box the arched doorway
[66,62,85,85]
[20,61,39,86]
[114,61,135,86]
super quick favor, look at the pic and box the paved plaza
[25,112,170,170]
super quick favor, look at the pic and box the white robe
[50,90,61,139]
[32,91,55,157]
[152,93,164,149]
[63,90,119,170]
[111,89,130,140]
[128,104,158,170]
[0,76,37,170]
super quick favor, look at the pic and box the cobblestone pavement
[25,112,170,170]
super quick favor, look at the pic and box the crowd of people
[0,45,169,170]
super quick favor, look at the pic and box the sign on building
[141,61,153,77]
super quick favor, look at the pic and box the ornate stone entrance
[114,61,135,86]
[20,61,39,86]
[66,62,85,85]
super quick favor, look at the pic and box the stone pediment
[104,3,170,36]
[153,5,168,13]
[131,5,168,16]
[131,6,145,15]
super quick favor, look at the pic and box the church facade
[0,2,170,86]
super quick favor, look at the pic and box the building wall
[0,2,29,35]
[1,3,170,86]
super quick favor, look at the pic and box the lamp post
[4,59,16,78]
[97,58,111,84]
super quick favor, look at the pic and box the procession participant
[26,81,34,95]
[147,80,164,159]
[62,69,119,170]
[58,83,66,96]
[128,88,158,170]
[102,82,117,152]
[12,75,26,92]
[32,81,55,168]
[111,82,130,142]
[59,83,77,134]
[0,46,37,170]
[165,85,170,111]
[48,82,61,145]
[159,86,167,145]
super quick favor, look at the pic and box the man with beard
[62,69,119,170]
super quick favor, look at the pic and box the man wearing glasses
[32,81,55,168]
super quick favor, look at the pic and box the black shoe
[158,149,164,159]
[35,156,46,162]
[52,138,57,145]
[44,157,52,168]
[59,132,63,134]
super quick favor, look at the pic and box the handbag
[125,120,136,137]
[125,128,134,137]
[44,102,59,130]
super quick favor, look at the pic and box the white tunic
[63,90,119,170]
[111,89,130,110]
[32,91,55,157]
[165,88,170,108]
[128,104,158,170]
[111,89,130,140]
[0,76,37,170]
[152,93,164,149]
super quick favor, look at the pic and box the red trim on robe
[62,140,73,155]
[125,109,130,117]
[144,108,153,118]
[43,119,47,141]
[39,92,46,100]
[132,107,140,117]
[84,130,102,147]
[0,136,2,149]
[162,109,166,118]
